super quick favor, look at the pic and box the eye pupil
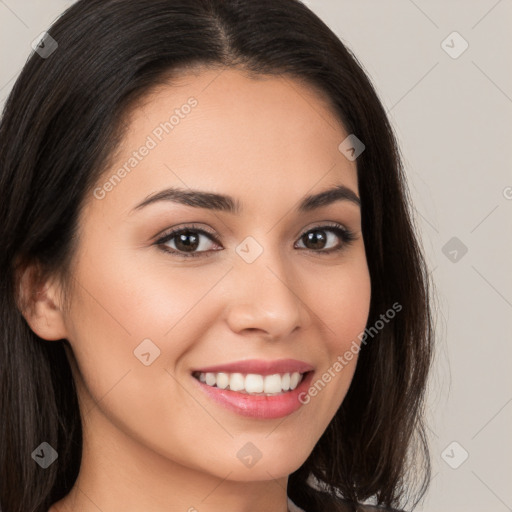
[176,230,199,251]
[304,230,327,250]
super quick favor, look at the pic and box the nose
[223,244,311,340]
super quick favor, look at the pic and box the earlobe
[16,263,69,341]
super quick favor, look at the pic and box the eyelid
[154,221,351,241]
[154,223,218,242]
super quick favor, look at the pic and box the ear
[16,262,69,341]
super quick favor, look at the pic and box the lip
[190,358,314,376]
[191,369,315,419]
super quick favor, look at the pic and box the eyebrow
[131,184,360,214]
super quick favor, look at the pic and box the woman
[0,1,435,511]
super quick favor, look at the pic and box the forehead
[89,67,358,219]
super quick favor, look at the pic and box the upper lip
[191,358,314,376]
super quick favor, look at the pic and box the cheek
[61,249,182,406]
[292,255,371,423]
[300,253,372,353]
[68,246,219,348]
[62,244,234,424]
[62,255,213,464]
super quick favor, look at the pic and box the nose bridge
[225,233,308,337]
[236,233,291,290]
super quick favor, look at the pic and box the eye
[155,222,357,258]
[155,224,220,258]
[294,223,357,254]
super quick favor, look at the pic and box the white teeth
[290,372,301,389]
[229,373,245,392]
[195,371,305,395]
[205,372,216,386]
[263,374,282,394]
[245,374,264,393]
[216,372,229,389]
[281,373,291,391]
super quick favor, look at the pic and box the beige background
[1,1,511,511]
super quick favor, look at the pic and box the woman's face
[58,68,371,483]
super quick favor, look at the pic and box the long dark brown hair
[0,1,435,511]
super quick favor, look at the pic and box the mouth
[191,370,310,396]
[189,358,315,418]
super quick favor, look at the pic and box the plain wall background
[1,1,511,511]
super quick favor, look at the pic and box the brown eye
[156,226,220,258]
[155,223,356,259]
[172,230,201,252]
[295,224,356,254]
[301,229,329,250]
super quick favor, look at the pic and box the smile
[190,361,315,419]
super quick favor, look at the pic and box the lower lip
[192,371,314,419]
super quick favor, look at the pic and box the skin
[21,67,371,512]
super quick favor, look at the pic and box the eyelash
[155,222,357,259]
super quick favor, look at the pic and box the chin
[221,452,308,482]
